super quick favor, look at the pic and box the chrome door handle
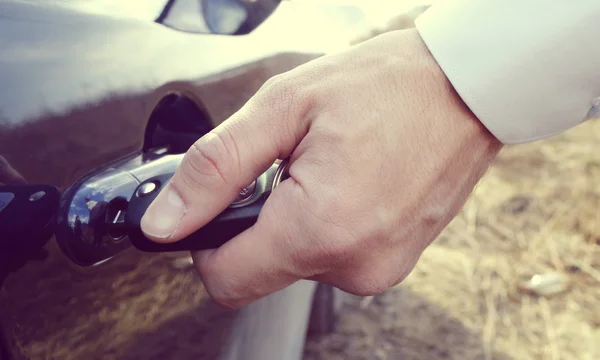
[54,146,290,264]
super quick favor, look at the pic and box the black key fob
[124,161,288,252]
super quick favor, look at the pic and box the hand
[0,155,27,186]
[140,28,503,309]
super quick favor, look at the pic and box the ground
[304,119,600,360]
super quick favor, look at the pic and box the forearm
[416,1,600,144]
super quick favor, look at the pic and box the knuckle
[260,73,282,89]
[258,74,315,121]
[393,267,411,286]
[260,77,295,111]
[199,261,245,309]
[347,272,391,297]
[205,283,243,310]
[259,73,288,96]
[340,256,413,297]
[179,133,234,189]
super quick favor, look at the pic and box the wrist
[388,28,503,169]
[409,28,503,158]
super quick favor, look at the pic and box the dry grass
[417,119,600,360]
[433,125,597,355]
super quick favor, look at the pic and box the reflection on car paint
[0,1,336,358]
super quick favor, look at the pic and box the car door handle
[53,148,290,265]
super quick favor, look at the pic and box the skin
[0,155,27,185]
[140,28,503,309]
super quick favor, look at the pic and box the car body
[0,1,360,359]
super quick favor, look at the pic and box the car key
[123,160,290,252]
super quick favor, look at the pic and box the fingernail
[140,186,185,240]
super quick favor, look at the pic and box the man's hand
[140,29,502,309]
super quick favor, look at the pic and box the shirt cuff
[415,1,600,144]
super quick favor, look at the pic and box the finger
[307,247,421,297]
[191,178,310,309]
[140,75,311,242]
[0,156,27,185]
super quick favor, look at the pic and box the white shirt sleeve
[415,1,600,144]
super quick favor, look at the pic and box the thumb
[140,77,309,242]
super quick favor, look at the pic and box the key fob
[125,174,267,252]
[124,160,289,252]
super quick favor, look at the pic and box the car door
[0,1,334,359]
